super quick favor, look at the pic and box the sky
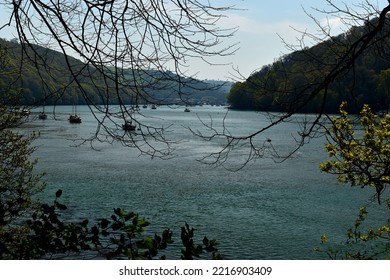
[0,0,388,81]
[206,0,388,81]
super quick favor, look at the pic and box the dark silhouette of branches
[5,1,390,168]
[1,0,238,158]
[194,1,390,169]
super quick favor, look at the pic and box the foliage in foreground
[319,102,390,259]
[1,187,221,260]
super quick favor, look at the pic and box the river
[18,105,387,259]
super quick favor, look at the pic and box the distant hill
[227,17,390,114]
[0,38,232,106]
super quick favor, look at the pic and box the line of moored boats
[18,103,195,131]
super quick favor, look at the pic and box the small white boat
[22,109,30,115]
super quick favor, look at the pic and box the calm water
[19,105,387,259]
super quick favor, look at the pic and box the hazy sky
[0,0,388,81]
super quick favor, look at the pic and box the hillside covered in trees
[227,17,390,114]
[0,38,231,107]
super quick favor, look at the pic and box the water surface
[21,105,387,259]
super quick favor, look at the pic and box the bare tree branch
[194,1,390,169]
[0,0,238,159]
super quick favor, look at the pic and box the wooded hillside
[0,38,231,106]
[227,17,390,114]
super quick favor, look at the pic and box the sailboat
[69,105,81,123]
[38,103,47,119]
[122,106,137,131]
[122,120,136,131]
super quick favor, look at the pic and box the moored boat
[69,114,81,123]
[122,120,136,131]
[38,112,47,119]
[69,105,81,123]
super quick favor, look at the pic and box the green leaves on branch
[180,222,221,260]
[320,102,390,203]
[0,129,46,257]
[317,202,390,260]
[319,102,390,259]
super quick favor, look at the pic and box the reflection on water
[18,105,388,259]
